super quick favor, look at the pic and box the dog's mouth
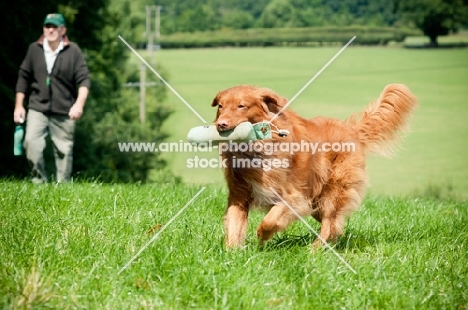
[217,127,235,133]
[216,122,243,132]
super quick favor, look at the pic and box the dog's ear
[259,89,287,114]
[211,96,220,121]
[211,97,218,107]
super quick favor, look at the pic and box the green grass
[3,39,467,309]
[130,44,468,199]
[0,181,467,309]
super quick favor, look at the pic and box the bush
[159,26,422,48]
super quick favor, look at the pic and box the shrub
[159,26,422,48]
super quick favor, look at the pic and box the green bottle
[14,118,25,156]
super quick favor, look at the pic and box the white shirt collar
[44,38,64,54]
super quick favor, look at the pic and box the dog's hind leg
[313,185,364,249]
[312,198,338,249]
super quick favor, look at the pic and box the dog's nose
[217,120,229,131]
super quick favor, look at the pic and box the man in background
[14,13,90,183]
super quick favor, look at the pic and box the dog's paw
[224,238,247,250]
[311,238,325,252]
[256,223,276,243]
[311,235,339,253]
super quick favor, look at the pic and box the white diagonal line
[269,187,357,274]
[118,35,207,124]
[117,187,206,275]
[269,36,356,123]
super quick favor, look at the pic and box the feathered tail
[347,84,418,156]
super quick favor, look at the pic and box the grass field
[1,181,467,309]
[131,45,468,199]
[2,42,467,309]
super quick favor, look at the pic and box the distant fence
[157,26,422,49]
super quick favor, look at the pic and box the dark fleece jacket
[16,35,91,115]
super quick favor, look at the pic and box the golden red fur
[211,84,418,248]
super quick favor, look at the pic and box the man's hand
[69,104,84,120]
[69,86,89,120]
[13,106,26,123]
[14,92,26,123]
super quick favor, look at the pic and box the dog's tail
[347,84,418,157]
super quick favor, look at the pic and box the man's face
[43,24,66,43]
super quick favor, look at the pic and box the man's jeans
[24,109,76,183]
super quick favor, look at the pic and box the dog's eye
[218,104,223,109]
[238,104,245,109]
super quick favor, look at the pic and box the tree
[260,0,295,28]
[71,1,177,183]
[177,5,220,32]
[401,0,468,46]
[288,0,333,27]
[222,10,255,29]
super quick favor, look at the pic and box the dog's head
[211,85,288,131]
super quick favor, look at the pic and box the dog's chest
[244,176,317,214]
[245,179,278,210]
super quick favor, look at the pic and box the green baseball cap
[43,13,65,27]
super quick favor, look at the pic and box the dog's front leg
[224,202,249,248]
[256,204,293,246]
[257,200,311,246]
